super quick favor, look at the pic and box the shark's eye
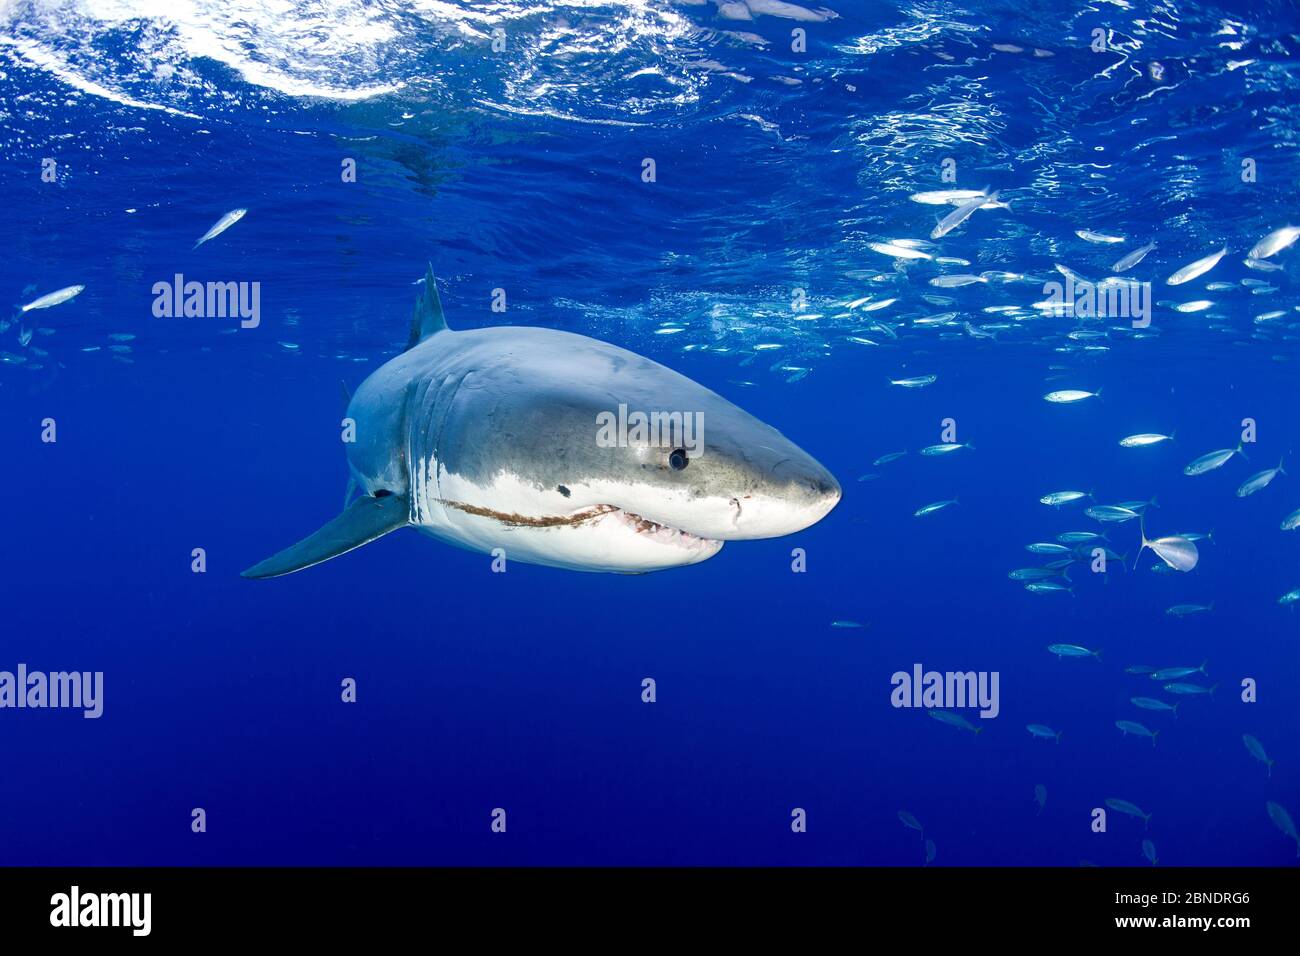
[669,448,689,471]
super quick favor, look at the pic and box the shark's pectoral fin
[241,494,409,579]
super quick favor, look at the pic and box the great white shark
[243,268,840,578]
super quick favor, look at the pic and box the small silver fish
[1236,457,1285,497]
[1112,241,1157,272]
[931,192,995,240]
[1105,798,1151,828]
[1131,697,1179,717]
[1135,521,1198,572]
[1166,247,1227,286]
[1167,603,1212,617]
[20,284,84,312]
[1184,443,1245,476]
[1116,720,1159,746]
[1042,491,1091,507]
[929,274,986,288]
[1008,568,1061,581]
[1077,229,1125,244]
[869,241,933,260]
[1048,643,1099,659]
[1266,801,1299,857]
[1044,389,1100,403]
[920,442,973,456]
[1058,531,1104,543]
[1026,581,1072,595]
[914,498,958,517]
[1027,543,1071,554]
[890,374,937,388]
[195,208,248,249]
[1120,432,1174,447]
[1149,663,1208,681]
[1142,839,1158,866]
[909,189,989,205]
[927,709,983,735]
[1084,505,1140,523]
[1243,734,1274,776]
[1249,226,1300,260]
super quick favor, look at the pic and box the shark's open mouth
[439,499,718,548]
[604,505,718,549]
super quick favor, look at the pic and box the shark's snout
[772,455,842,498]
[722,453,841,540]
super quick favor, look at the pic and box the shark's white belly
[412,509,722,572]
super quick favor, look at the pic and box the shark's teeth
[608,507,717,548]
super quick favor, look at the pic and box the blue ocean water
[2,0,1299,867]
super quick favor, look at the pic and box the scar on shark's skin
[440,499,615,528]
[439,499,701,538]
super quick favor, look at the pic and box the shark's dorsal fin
[241,493,409,579]
[406,264,448,350]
